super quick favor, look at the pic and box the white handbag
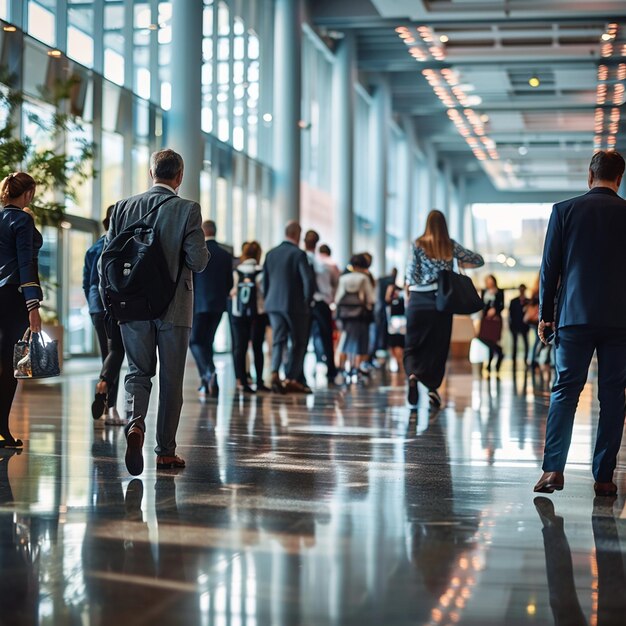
[469,337,490,364]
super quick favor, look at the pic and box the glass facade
[0,0,441,356]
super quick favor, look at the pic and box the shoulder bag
[436,258,483,315]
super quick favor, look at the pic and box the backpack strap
[121,194,177,233]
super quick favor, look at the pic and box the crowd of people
[2,148,626,498]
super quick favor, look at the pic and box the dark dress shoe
[533,471,564,493]
[256,383,270,393]
[208,373,219,399]
[125,426,144,476]
[594,481,617,497]
[156,454,186,470]
[284,380,313,394]
[428,389,442,409]
[0,435,23,449]
[238,384,256,394]
[91,392,107,420]
[407,377,418,407]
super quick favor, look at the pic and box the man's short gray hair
[150,149,184,180]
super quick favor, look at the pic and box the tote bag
[14,330,61,379]
[436,259,483,315]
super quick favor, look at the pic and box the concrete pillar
[332,32,356,267]
[371,79,391,277]
[169,0,203,202]
[273,0,302,229]
[425,143,437,211]
[442,160,453,218]
[456,176,467,243]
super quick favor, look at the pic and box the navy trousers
[542,325,626,482]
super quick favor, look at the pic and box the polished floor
[2,354,626,626]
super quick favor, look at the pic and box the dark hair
[519,283,527,290]
[304,230,320,251]
[319,244,331,256]
[150,148,184,180]
[589,150,625,182]
[486,274,499,289]
[103,205,115,231]
[351,253,369,270]
[202,220,216,237]
[242,240,262,263]
[1,172,36,205]
[417,210,453,260]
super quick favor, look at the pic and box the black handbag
[436,263,483,315]
[14,330,61,379]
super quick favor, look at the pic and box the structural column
[169,0,203,202]
[332,32,356,267]
[273,0,302,229]
[371,79,391,277]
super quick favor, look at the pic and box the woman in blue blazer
[0,172,42,448]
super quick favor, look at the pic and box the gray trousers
[268,311,310,382]
[121,320,191,456]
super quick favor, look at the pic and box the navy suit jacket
[193,239,233,314]
[263,241,315,315]
[83,235,105,314]
[540,186,626,328]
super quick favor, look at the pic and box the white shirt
[152,182,178,195]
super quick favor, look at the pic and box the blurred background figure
[479,274,505,375]
[385,278,405,374]
[509,283,530,367]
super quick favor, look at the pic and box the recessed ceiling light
[601,33,614,41]
[148,23,159,31]
[518,146,528,156]
[480,114,489,123]
[528,76,540,88]
[439,35,449,43]
[3,25,17,32]
[47,49,62,57]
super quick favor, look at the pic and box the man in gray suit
[102,149,209,475]
[263,221,316,394]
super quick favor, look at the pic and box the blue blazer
[540,187,626,328]
[0,205,43,304]
[83,235,105,314]
[193,239,233,314]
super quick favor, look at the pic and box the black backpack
[101,196,182,322]
[233,268,260,318]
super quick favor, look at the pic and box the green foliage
[0,69,95,226]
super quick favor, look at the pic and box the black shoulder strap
[123,194,176,232]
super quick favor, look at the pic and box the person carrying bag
[404,210,484,408]
[0,172,44,449]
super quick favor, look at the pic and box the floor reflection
[1,357,625,624]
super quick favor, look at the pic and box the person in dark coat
[190,220,234,400]
[0,172,42,449]
[85,205,126,426]
[534,150,626,497]
[263,221,316,394]
[509,283,530,365]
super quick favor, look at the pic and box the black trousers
[0,286,29,438]
[91,312,124,406]
[404,291,452,389]
[231,313,267,383]
[189,311,224,381]
[511,328,529,362]
[310,300,337,379]
[403,292,452,390]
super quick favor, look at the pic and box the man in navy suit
[534,150,626,497]
[190,220,233,399]
[264,221,316,394]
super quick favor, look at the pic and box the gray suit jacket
[101,186,209,327]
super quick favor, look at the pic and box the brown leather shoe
[594,481,617,497]
[283,380,313,394]
[156,454,186,470]
[125,426,144,476]
[533,471,564,493]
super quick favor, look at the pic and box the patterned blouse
[405,241,484,287]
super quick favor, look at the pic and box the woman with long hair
[479,274,505,374]
[404,210,484,408]
[0,172,42,448]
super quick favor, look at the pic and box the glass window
[101,131,124,212]
[104,3,125,85]
[68,6,94,68]
[27,1,56,47]
[0,1,7,20]
[65,122,94,218]
[132,145,150,194]
[134,3,151,99]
